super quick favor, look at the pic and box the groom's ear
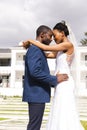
[40,32,45,38]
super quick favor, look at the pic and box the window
[85,55,87,60]
[85,55,87,66]
[80,71,87,81]
[0,59,11,66]
[23,55,25,61]
[15,71,23,82]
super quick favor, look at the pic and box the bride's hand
[19,40,31,49]
[23,41,31,49]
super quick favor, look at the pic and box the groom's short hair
[36,25,51,37]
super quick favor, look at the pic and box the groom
[22,25,68,130]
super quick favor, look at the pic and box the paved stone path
[76,96,87,120]
[0,96,50,130]
[0,96,87,130]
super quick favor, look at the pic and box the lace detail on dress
[54,51,74,75]
[66,53,74,66]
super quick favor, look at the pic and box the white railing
[80,61,87,66]
[0,67,11,74]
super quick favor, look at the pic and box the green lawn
[0,118,9,121]
[81,121,87,130]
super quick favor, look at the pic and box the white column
[10,50,16,88]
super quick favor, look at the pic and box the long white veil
[66,22,78,94]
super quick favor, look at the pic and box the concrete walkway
[0,96,49,130]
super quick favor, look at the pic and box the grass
[81,121,87,130]
[0,118,9,121]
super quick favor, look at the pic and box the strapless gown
[46,51,84,130]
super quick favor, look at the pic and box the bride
[21,21,84,130]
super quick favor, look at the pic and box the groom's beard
[42,39,52,45]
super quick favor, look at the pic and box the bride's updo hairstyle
[53,21,69,37]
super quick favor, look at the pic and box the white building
[0,48,11,88]
[0,46,87,96]
[0,47,26,96]
[75,46,87,96]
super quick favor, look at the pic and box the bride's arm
[22,40,57,58]
[27,39,72,51]
[20,41,57,58]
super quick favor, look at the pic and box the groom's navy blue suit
[23,45,57,130]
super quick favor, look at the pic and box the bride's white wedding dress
[46,51,84,130]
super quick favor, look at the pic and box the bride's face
[53,29,64,44]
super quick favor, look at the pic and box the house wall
[0,46,87,96]
[76,46,87,96]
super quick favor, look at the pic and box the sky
[0,0,87,48]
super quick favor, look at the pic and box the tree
[80,32,87,45]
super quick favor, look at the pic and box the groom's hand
[56,74,68,83]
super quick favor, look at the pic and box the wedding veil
[65,22,78,91]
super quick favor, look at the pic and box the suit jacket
[22,45,58,103]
